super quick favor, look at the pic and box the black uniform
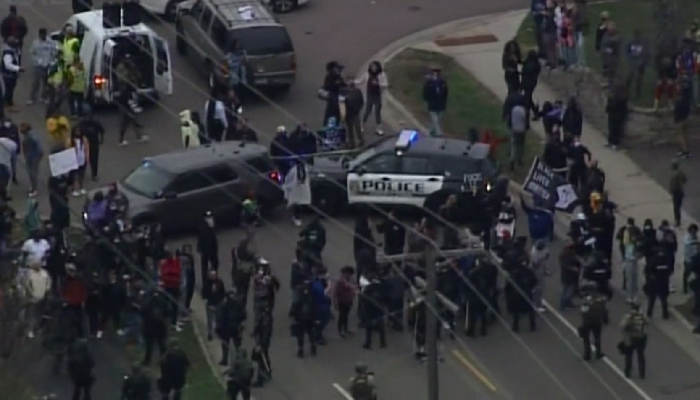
[620,309,648,379]
[121,367,152,400]
[216,292,246,365]
[232,241,256,306]
[299,219,326,267]
[290,283,317,357]
[578,285,608,360]
[196,220,219,281]
[645,249,672,319]
[505,265,537,332]
[179,249,196,310]
[377,216,406,255]
[227,351,254,400]
[78,117,104,180]
[158,344,190,400]
[67,341,94,400]
[361,277,387,349]
[465,261,489,337]
[141,291,168,366]
[43,303,79,375]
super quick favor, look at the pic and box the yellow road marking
[452,349,498,392]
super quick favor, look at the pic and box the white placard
[48,149,79,177]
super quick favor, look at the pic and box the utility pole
[425,243,439,400]
[377,238,485,400]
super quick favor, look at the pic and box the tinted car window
[229,26,293,56]
[401,157,440,175]
[170,173,211,194]
[154,37,169,72]
[245,156,274,173]
[206,165,238,183]
[211,18,228,49]
[122,162,174,199]
[200,7,213,29]
[362,154,399,174]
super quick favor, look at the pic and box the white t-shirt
[22,239,51,265]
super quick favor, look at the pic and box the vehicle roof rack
[209,0,279,25]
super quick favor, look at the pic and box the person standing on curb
[669,160,687,228]
[422,67,448,137]
[28,28,55,105]
[356,61,388,136]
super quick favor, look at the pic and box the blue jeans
[122,311,143,348]
[560,284,575,310]
[562,46,577,68]
[575,32,586,67]
[428,111,444,137]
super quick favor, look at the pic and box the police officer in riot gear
[620,303,648,379]
[299,217,326,266]
[141,290,169,366]
[252,259,280,314]
[360,271,387,350]
[505,260,537,332]
[66,339,94,400]
[582,245,612,299]
[121,365,152,400]
[226,349,254,400]
[251,307,272,387]
[645,246,672,319]
[232,239,256,307]
[196,211,219,282]
[465,259,489,337]
[348,362,377,400]
[158,338,190,400]
[578,281,608,361]
[290,280,317,357]
[216,290,247,366]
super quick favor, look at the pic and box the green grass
[385,48,541,182]
[126,322,227,399]
[516,0,700,108]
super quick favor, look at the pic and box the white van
[51,10,174,106]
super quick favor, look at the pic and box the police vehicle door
[397,156,444,207]
[101,39,117,102]
[347,153,400,205]
[152,36,173,95]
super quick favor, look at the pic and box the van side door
[152,36,173,95]
[100,39,116,102]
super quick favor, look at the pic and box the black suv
[112,141,284,232]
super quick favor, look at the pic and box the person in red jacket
[159,249,182,329]
[61,263,88,338]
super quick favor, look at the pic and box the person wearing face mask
[567,135,591,191]
[640,219,658,264]
[216,290,247,366]
[252,260,280,315]
[196,211,219,283]
[656,220,678,290]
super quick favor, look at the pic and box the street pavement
[9,1,700,399]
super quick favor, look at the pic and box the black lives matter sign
[522,157,578,213]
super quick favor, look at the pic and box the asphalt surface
[8,0,700,399]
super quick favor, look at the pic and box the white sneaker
[293,218,302,227]
[119,140,129,146]
[27,331,34,339]
[138,135,150,143]
[175,324,183,333]
[375,128,384,136]
[96,331,103,339]
[80,188,87,195]
[116,329,125,336]
[536,307,546,313]
[72,190,80,197]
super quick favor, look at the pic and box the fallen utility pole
[377,237,488,400]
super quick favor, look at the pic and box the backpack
[350,375,373,400]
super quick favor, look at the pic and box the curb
[360,11,699,332]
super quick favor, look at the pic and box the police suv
[309,130,499,219]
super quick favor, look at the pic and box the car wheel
[272,0,295,14]
[312,188,342,217]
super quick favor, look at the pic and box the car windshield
[348,138,393,169]
[121,161,173,199]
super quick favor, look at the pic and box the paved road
[10,0,700,399]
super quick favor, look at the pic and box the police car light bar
[395,129,419,149]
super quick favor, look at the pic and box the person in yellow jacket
[61,25,79,66]
[46,113,71,151]
[67,60,86,118]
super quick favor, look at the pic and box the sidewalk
[370,10,700,321]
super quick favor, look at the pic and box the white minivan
[52,10,174,106]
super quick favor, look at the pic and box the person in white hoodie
[24,261,51,338]
[283,159,311,227]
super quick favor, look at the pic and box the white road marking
[542,300,655,400]
[332,383,354,399]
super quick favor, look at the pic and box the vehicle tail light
[269,171,282,183]
[94,75,106,88]
[290,55,296,71]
